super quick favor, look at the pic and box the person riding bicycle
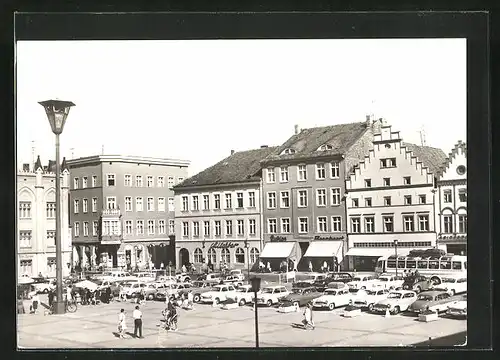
[163,298,178,330]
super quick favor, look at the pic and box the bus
[375,253,467,285]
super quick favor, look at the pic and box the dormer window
[281,148,296,155]
[318,144,333,151]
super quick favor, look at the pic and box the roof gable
[402,143,448,176]
[437,141,467,181]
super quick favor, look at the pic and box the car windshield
[324,290,337,295]
[352,277,362,282]
[262,288,275,294]
[365,290,376,295]
[378,278,389,282]
[417,294,434,301]
[387,293,402,299]
[291,289,303,295]
[441,278,456,283]
[211,287,222,292]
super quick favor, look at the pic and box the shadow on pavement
[413,331,467,347]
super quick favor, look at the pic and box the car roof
[419,290,448,296]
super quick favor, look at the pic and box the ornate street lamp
[394,239,399,277]
[39,99,75,315]
[250,276,261,348]
[244,238,250,278]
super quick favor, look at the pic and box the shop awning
[304,241,343,258]
[260,242,295,259]
[345,248,410,257]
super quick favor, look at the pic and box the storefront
[437,235,467,256]
[258,241,297,272]
[300,240,344,272]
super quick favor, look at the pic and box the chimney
[261,145,268,148]
[231,150,235,155]
[294,124,299,135]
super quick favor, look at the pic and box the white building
[345,124,447,271]
[17,156,72,278]
[435,141,467,255]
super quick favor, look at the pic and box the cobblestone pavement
[17,297,467,348]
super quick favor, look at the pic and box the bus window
[397,260,405,269]
[417,260,428,269]
[406,260,416,269]
[429,260,439,269]
[387,260,396,268]
[440,260,451,270]
[452,261,462,270]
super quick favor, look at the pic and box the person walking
[132,305,143,338]
[302,302,315,330]
[31,293,40,314]
[308,261,313,273]
[118,309,127,338]
[17,295,25,314]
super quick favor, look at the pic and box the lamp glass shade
[250,277,261,292]
[39,100,75,135]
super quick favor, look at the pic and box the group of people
[117,305,144,339]
[403,269,421,278]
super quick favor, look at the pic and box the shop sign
[314,235,343,241]
[209,241,239,249]
[270,235,287,242]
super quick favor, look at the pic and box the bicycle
[44,300,78,315]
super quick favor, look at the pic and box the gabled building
[435,141,467,255]
[258,117,384,272]
[345,124,447,271]
[173,146,279,272]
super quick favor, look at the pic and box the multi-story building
[17,156,72,278]
[258,118,383,272]
[66,155,190,271]
[173,146,279,271]
[345,124,447,271]
[435,141,467,255]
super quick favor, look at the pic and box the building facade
[258,118,383,272]
[345,124,447,271]
[67,155,190,271]
[17,156,72,278]
[435,141,467,255]
[174,147,278,271]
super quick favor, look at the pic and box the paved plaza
[17,297,467,348]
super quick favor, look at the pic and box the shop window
[235,247,245,264]
[208,248,217,265]
[221,248,230,264]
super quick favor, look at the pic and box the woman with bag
[118,309,127,338]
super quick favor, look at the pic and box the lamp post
[39,99,75,315]
[250,276,261,348]
[244,238,250,280]
[394,239,399,277]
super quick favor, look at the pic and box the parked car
[227,284,260,306]
[175,272,192,283]
[372,290,418,315]
[446,294,467,318]
[350,288,391,311]
[401,275,433,294]
[222,275,244,287]
[313,272,353,291]
[292,281,316,289]
[157,275,177,284]
[373,274,405,290]
[326,281,350,290]
[228,269,245,281]
[198,273,223,283]
[435,277,467,296]
[166,283,193,297]
[280,286,323,308]
[97,280,123,297]
[346,275,379,291]
[133,272,156,283]
[33,280,55,294]
[295,272,328,284]
[312,287,351,310]
[187,281,218,303]
[407,290,455,314]
[199,284,238,304]
[122,282,147,298]
[254,285,290,307]
[143,283,170,300]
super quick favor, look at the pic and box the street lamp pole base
[53,300,66,315]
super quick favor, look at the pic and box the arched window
[250,247,260,264]
[207,248,217,265]
[221,248,230,264]
[235,247,245,264]
[193,248,203,263]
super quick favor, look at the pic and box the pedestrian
[302,302,315,330]
[267,262,272,273]
[48,290,55,308]
[118,309,127,338]
[160,262,165,270]
[17,295,25,314]
[187,290,194,310]
[133,305,143,338]
[181,264,187,273]
[66,285,73,302]
[31,293,40,314]
[309,261,313,273]
[323,261,328,273]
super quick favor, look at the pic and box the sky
[16,39,466,176]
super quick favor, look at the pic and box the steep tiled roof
[33,155,66,174]
[175,146,280,188]
[61,157,69,172]
[437,140,467,178]
[402,142,447,176]
[34,155,42,171]
[261,121,369,164]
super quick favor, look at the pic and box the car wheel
[267,300,273,307]
[328,303,335,310]
[193,294,200,303]
[415,286,421,294]
[239,299,246,306]
[148,294,154,300]
[360,286,366,290]
[368,303,374,312]
[392,306,400,315]
[214,298,220,305]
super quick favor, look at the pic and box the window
[237,193,244,208]
[330,188,341,206]
[136,197,143,212]
[182,196,188,211]
[93,221,100,236]
[182,222,189,237]
[458,215,467,233]
[250,248,259,264]
[248,192,256,207]
[203,221,210,237]
[19,202,31,218]
[215,221,222,236]
[403,215,414,232]
[168,176,175,189]
[135,220,144,235]
[20,259,33,275]
[192,195,199,211]
[83,222,89,236]
[92,176,97,187]
[319,144,333,151]
[330,162,340,178]
[107,174,115,186]
[46,202,55,218]
[225,220,233,235]
[298,217,309,233]
[203,195,210,210]
[268,219,277,234]
[280,167,289,182]
[280,191,290,208]
[298,190,308,207]
[74,199,80,214]
[194,248,203,263]
[81,198,88,213]
[281,218,291,233]
[364,217,375,233]
[221,248,230,264]
[443,190,452,203]
[235,248,245,264]
[298,165,307,181]
[443,215,453,233]
[124,197,132,211]
[418,215,429,231]
[214,194,221,209]
[267,192,277,209]
[458,189,467,202]
[249,219,256,235]
[404,195,412,205]
[384,196,392,206]
[158,197,165,212]
[168,220,175,235]
[147,176,154,187]
[147,197,155,211]
[365,179,372,187]
[105,197,116,210]
[82,177,88,188]
[135,176,143,187]
[365,197,372,207]
[157,176,164,187]
[403,176,411,185]
[283,148,296,155]
[208,248,217,264]
[331,216,342,232]
[419,195,426,204]
[351,217,361,233]
[316,189,327,206]
[267,168,276,183]
[74,177,79,189]
[452,262,462,270]
[92,198,97,212]
[316,164,326,179]
[383,216,394,232]
[380,158,396,168]
[124,174,132,187]
[193,222,200,237]
[352,198,359,207]
[19,230,32,247]
[74,222,80,237]
[383,178,391,186]
[225,193,232,209]
[158,220,166,234]
[317,217,328,232]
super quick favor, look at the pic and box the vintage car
[133,272,156,283]
[350,288,391,311]
[326,281,350,290]
[446,294,467,318]
[143,282,170,300]
[97,280,123,297]
[199,284,238,304]
[186,280,218,303]
[407,290,455,314]
[313,272,353,291]
[122,282,147,298]
[228,269,245,281]
[401,275,432,294]
[33,279,56,294]
[372,290,417,315]
[295,272,328,285]
[280,286,323,308]
[312,287,351,310]
[222,275,244,287]
[436,277,467,296]
[346,275,379,291]
[197,273,223,282]
[373,274,405,290]
[292,281,316,289]
[226,284,261,306]
[154,283,192,301]
[175,272,192,283]
[254,285,289,307]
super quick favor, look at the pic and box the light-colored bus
[375,254,467,285]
